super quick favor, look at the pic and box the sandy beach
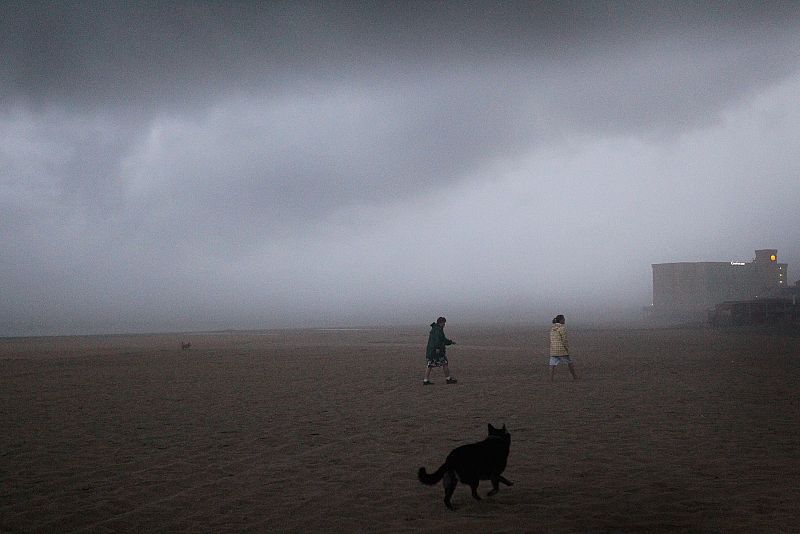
[1,325,799,533]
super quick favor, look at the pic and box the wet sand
[1,325,799,532]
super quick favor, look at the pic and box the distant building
[651,249,788,320]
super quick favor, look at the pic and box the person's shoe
[446,377,458,384]
[423,379,434,385]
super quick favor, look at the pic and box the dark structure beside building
[651,249,797,322]
[708,298,799,326]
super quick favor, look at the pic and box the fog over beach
[2,2,800,336]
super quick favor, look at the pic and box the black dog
[418,424,513,509]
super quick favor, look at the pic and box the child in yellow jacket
[550,314,578,381]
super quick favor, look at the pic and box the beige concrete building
[652,249,788,319]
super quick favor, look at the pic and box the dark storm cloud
[2,1,800,335]
[4,1,799,107]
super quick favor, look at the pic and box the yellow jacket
[549,323,569,356]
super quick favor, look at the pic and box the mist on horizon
[2,2,800,337]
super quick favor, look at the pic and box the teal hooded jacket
[426,323,454,361]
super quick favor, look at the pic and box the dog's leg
[443,471,457,510]
[469,481,482,501]
[489,474,513,496]
[488,477,500,496]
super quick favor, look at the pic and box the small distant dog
[181,342,191,350]
[418,424,513,509]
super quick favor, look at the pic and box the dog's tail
[418,463,448,485]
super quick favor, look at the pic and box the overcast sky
[2,2,800,335]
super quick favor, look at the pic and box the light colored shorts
[549,355,573,366]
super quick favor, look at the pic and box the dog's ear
[488,423,495,433]
[502,423,507,431]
